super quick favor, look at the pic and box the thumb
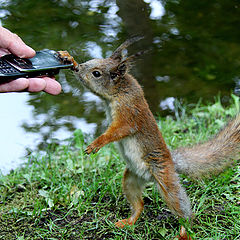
[0,27,35,58]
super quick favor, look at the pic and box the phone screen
[29,51,62,69]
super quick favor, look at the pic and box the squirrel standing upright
[58,37,240,240]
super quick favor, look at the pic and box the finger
[0,78,29,92]
[27,77,47,92]
[42,77,62,95]
[0,27,35,58]
[0,48,10,57]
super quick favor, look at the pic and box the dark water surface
[1,0,240,173]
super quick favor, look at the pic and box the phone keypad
[0,59,19,74]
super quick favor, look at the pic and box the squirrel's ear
[118,62,127,76]
[109,63,127,82]
[110,36,144,61]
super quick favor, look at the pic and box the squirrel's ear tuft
[115,49,148,74]
[110,36,144,61]
[123,49,149,64]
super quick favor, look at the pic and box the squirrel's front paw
[58,50,72,62]
[57,51,79,71]
[85,143,101,155]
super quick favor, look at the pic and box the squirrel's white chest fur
[118,137,151,180]
[105,101,151,180]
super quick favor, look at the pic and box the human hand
[0,27,61,95]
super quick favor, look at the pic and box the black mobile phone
[0,49,73,80]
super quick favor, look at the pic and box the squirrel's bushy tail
[172,114,240,178]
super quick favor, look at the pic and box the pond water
[0,0,240,174]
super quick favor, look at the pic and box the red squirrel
[58,37,240,239]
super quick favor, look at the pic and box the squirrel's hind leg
[115,168,146,228]
[150,163,192,239]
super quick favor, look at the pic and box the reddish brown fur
[59,41,240,239]
[115,168,144,228]
[59,43,226,240]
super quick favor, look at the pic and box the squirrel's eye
[110,72,118,80]
[92,71,101,78]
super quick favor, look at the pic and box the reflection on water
[0,0,240,173]
[0,93,97,175]
[0,94,35,174]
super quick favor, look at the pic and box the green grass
[0,95,240,240]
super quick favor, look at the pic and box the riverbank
[0,96,239,240]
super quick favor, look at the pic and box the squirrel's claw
[85,144,100,155]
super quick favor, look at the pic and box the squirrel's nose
[75,63,83,72]
[78,63,84,69]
